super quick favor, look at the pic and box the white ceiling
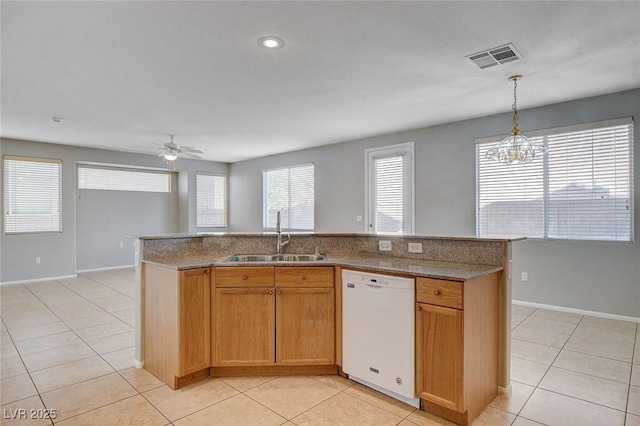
[2,1,640,163]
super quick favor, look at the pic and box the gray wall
[0,139,228,282]
[75,178,179,271]
[230,89,640,318]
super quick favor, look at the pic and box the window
[4,156,62,234]
[365,142,414,235]
[196,173,227,228]
[77,165,170,193]
[476,118,633,242]
[263,164,314,230]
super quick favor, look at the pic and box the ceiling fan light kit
[133,134,204,162]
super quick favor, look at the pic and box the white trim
[1,274,78,286]
[498,384,512,397]
[513,300,640,323]
[76,264,136,274]
[364,142,415,235]
[133,359,144,369]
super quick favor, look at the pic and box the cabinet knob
[242,275,248,280]
[278,290,282,295]
[417,306,422,311]
[204,269,209,274]
[268,290,273,295]
[433,290,440,295]
[301,275,307,280]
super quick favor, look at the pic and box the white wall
[230,89,640,318]
[0,139,228,282]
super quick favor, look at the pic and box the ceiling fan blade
[164,142,180,149]
[131,145,163,150]
[182,148,204,154]
[179,152,202,159]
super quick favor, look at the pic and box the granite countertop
[143,253,502,281]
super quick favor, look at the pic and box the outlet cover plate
[378,240,392,251]
[408,243,423,253]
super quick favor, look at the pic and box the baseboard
[0,274,78,286]
[133,359,144,369]
[76,264,136,274]
[513,300,640,323]
[498,384,512,397]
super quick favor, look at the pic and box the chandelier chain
[512,79,519,135]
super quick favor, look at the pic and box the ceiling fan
[134,135,203,161]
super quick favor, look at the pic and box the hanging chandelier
[486,75,546,164]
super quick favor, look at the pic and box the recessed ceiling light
[258,36,284,49]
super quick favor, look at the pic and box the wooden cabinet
[416,303,463,412]
[416,273,499,426]
[276,287,335,365]
[143,264,211,389]
[212,266,335,369]
[214,287,275,366]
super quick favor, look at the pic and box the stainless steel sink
[277,254,327,262]
[225,254,280,262]
[225,254,327,262]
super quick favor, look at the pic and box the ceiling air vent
[467,43,522,69]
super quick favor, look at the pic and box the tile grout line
[3,272,149,424]
[518,311,634,423]
[624,323,639,425]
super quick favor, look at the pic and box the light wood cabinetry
[212,266,335,370]
[143,264,211,389]
[416,273,499,426]
[276,287,335,365]
[215,287,275,366]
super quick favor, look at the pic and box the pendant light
[486,75,546,164]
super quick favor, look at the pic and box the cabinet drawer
[416,277,463,309]
[275,267,334,288]
[215,267,274,287]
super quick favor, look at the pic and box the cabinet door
[215,287,275,366]
[416,302,463,412]
[178,268,211,376]
[276,287,335,365]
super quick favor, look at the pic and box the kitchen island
[136,233,520,425]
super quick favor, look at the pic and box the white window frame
[263,163,315,231]
[196,172,227,228]
[476,117,634,243]
[4,155,62,235]
[365,142,415,235]
[77,164,171,193]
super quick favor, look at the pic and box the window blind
[4,156,62,234]
[196,173,227,228]
[366,143,414,235]
[476,118,633,242]
[263,163,314,230]
[77,165,170,193]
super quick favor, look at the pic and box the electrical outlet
[408,243,423,253]
[119,242,124,248]
[35,257,41,264]
[521,272,528,282]
[378,240,392,251]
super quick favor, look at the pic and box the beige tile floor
[0,269,638,425]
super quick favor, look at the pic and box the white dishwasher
[342,269,419,407]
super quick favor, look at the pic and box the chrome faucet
[275,211,290,254]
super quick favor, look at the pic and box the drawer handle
[433,290,440,295]
[278,290,282,295]
[301,275,307,280]
[242,275,248,280]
